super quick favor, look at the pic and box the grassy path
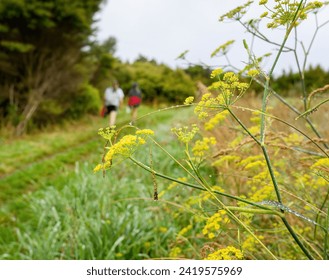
[0,106,200,259]
[0,107,156,202]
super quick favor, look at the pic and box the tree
[88,36,118,91]
[0,0,104,134]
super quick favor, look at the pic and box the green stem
[261,0,305,144]
[281,218,314,259]
[232,105,329,157]
[261,145,282,203]
[253,78,329,149]
[130,156,278,259]
[227,107,261,145]
[129,156,281,213]
[227,108,314,259]
[296,98,329,120]
[227,206,283,217]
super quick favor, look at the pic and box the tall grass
[0,107,207,259]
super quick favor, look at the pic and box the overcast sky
[94,0,329,75]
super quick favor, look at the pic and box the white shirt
[104,87,124,107]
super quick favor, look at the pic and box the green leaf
[0,41,34,52]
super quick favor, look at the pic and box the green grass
[0,106,204,259]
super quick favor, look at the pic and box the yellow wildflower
[210,68,224,78]
[192,137,217,157]
[249,185,274,202]
[260,11,268,18]
[247,69,260,77]
[204,110,229,130]
[169,247,182,258]
[159,227,168,233]
[244,160,266,170]
[242,235,264,253]
[204,246,243,260]
[98,126,116,140]
[184,96,195,105]
[171,125,199,144]
[136,129,155,135]
[178,224,193,237]
[93,164,103,173]
[311,158,329,170]
[202,210,229,239]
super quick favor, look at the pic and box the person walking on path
[127,82,142,123]
[104,80,124,126]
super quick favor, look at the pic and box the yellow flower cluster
[208,71,249,104]
[94,128,154,172]
[247,69,260,77]
[169,247,182,258]
[135,129,155,136]
[178,224,193,237]
[284,133,303,145]
[260,0,324,30]
[311,158,329,171]
[210,68,224,78]
[242,235,264,253]
[199,185,225,202]
[184,96,194,105]
[194,92,226,120]
[219,1,253,21]
[171,125,199,144]
[244,160,266,171]
[192,137,217,157]
[204,246,243,260]
[213,155,241,167]
[211,41,235,58]
[300,159,328,189]
[204,110,229,130]
[104,135,145,162]
[202,210,229,239]
[238,155,264,169]
[250,111,261,124]
[253,169,279,184]
[98,126,116,140]
[93,161,111,173]
[249,185,274,202]
[158,227,168,233]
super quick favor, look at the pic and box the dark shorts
[105,105,118,114]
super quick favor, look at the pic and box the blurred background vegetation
[0,0,328,136]
[0,0,328,261]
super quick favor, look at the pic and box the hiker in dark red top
[128,82,142,123]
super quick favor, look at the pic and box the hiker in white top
[104,80,124,126]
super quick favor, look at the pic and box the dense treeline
[0,0,105,134]
[0,0,196,134]
[1,0,328,135]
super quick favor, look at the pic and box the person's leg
[109,110,117,126]
[131,107,138,123]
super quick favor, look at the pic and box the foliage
[0,107,206,260]
[95,0,329,260]
[88,37,118,91]
[65,84,101,119]
[183,64,212,85]
[111,60,196,105]
[0,0,104,134]
[273,65,329,96]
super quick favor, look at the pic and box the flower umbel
[204,246,244,260]
[202,210,229,239]
[94,128,154,172]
